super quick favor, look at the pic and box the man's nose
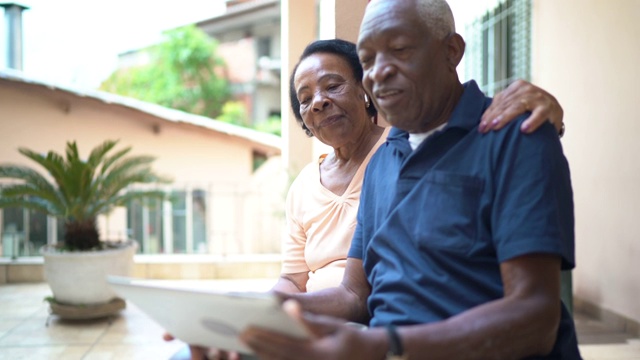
[368,55,396,83]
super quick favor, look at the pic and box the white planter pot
[42,240,137,305]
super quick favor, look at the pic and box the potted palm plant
[0,140,170,316]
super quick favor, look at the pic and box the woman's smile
[318,114,344,128]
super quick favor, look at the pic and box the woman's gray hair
[416,0,456,39]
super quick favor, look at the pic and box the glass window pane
[2,207,23,258]
[192,189,207,253]
[172,191,187,253]
[25,209,47,256]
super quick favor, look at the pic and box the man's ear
[446,33,466,69]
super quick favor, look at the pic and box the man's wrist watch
[386,325,408,360]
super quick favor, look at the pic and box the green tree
[101,25,230,119]
[217,101,250,127]
[254,115,282,137]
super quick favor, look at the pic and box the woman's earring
[364,94,371,108]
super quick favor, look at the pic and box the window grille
[465,0,532,96]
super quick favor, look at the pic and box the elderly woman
[272,38,564,294]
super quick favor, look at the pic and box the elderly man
[240,0,581,359]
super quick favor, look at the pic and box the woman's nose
[311,93,330,112]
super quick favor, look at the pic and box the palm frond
[0,165,67,214]
[0,196,55,217]
[99,147,132,177]
[87,140,119,169]
[93,172,169,209]
[97,156,168,191]
[88,189,167,218]
[17,148,75,210]
[0,184,65,217]
[65,141,80,164]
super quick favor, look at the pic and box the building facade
[196,0,282,127]
[0,69,286,259]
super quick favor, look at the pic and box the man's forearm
[289,258,372,324]
[396,255,562,359]
[396,293,559,359]
[289,284,370,324]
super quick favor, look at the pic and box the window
[2,183,283,257]
[171,190,188,253]
[126,187,208,254]
[465,0,531,96]
[256,37,271,58]
[192,189,208,253]
[1,205,50,257]
[127,198,164,254]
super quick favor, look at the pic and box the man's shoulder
[366,139,396,171]
[473,112,560,150]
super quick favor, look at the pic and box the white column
[280,0,316,178]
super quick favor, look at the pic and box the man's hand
[162,332,241,360]
[239,300,386,360]
[480,79,564,135]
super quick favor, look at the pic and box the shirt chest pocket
[409,171,484,253]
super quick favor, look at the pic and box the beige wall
[532,0,640,324]
[0,86,254,185]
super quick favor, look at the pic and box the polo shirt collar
[446,80,488,132]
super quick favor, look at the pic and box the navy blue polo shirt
[348,81,579,358]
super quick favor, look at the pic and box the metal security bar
[465,0,532,96]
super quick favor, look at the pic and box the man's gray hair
[416,0,456,39]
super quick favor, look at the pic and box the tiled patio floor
[1,281,638,359]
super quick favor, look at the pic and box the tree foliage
[101,25,230,119]
[217,101,249,127]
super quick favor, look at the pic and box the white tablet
[107,276,310,355]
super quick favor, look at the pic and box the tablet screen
[107,276,310,354]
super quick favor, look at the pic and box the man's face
[357,0,453,133]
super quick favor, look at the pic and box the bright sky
[1,0,225,88]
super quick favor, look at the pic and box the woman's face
[294,53,370,147]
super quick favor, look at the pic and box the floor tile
[84,342,186,360]
[0,316,109,346]
[0,345,91,360]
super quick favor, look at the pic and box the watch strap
[386,325,406,359]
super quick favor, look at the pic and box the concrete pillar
[280,0,316,178]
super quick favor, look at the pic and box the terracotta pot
[41,240,137,305]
